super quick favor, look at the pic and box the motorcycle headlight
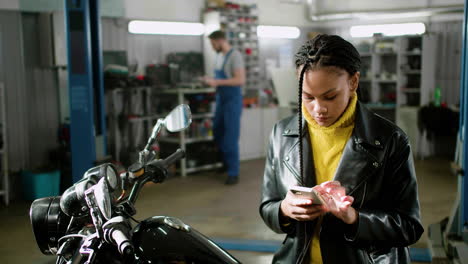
[30,196,71,255]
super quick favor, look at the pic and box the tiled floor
[0,157,458,263]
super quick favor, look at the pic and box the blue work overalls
[213,49,243,178]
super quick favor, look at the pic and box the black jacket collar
[282,101,386,192]
[282,101,385,148]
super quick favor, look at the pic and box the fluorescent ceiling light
[350,23,426,38]
[257,25,300,39]
[312,10,435,21]
[128,20,205,36]
[356,11,433,20]
[204,25,220,36]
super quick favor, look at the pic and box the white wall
[257,0,311,27]
[312,0,464,13]
[124,0,204,21]
[121,0,465,28]
[0,0,19,10]
[123,0,312,27]
[4,0,465,26]
[308,0,464,28]
[2,0,125,17]
[0,11,29,171]
[102,18,202,74]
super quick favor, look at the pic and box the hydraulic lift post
[429,1,468,263]
[64,0,107,183]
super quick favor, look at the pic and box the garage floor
[0,157,457,264]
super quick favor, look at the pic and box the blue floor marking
[409,247,432,262]
[212,238,432,262]
[212,238,281,253]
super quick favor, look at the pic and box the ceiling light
[128,20,205,36]
[350,23,426,38]
[257,25,301,39]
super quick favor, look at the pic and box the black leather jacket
[260,102,424,264]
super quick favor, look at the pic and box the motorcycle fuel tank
[133,216,241,264]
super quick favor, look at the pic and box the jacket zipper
[366,251,375,264]
[296,222,313,264]
[359,182,367,208]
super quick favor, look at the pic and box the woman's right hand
[280,190,325,222]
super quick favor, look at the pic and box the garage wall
[122,0,312,27]
[432,21,463,105]
[0,11,29,171]
[0,1,19,10]
[101,18,203,71]
[127,34,203,68]
[22,13,60,168]
[256,0,311,27]
[0,11,64,172]
[17,0,124,17]
[309,0,463,14]
[101,17,316,92]
[257,26,317,95]
[124,0,204,22]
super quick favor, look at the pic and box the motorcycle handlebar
[127,149,185,206]
[109,228,134,257]
[150,148,185,169]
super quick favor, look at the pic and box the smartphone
[289,186,325,205]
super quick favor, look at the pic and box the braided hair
[294,34,361,186]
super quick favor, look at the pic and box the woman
[259,34,423,264]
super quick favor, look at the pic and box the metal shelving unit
[356,35,437,157]
[107,86,221,176]
[397,35,437,107]
[107,86,163,163]
[158,88,221,177]
[0,83,9,205]
[355,35,437,122]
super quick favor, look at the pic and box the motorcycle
[29,104,241,264]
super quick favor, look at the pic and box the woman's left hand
[313,181,358,225]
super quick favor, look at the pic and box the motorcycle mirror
[164,104,192,132]
[143,104,192,155]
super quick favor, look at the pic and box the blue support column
[460,0,468,237]
[64,0,106,183]
[89,0,107,156]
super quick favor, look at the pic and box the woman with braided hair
[259,34,423,263]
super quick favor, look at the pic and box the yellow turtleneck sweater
[302,93,357,264]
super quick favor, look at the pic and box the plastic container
[21,170,60,200]
[434,86,441,107]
